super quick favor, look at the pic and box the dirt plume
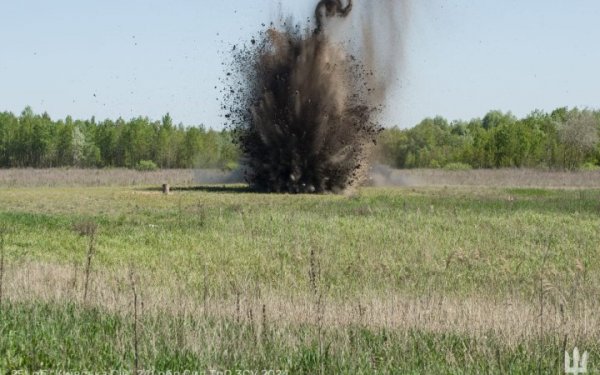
[224,0,405,193]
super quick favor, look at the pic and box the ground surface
[0,169,599,373]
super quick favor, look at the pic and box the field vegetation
[1,169,599,372]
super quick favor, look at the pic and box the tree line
[1,106,599,170]
[377,107,600,170]
[0,107,239,169]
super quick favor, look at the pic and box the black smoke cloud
[223,0,403,193]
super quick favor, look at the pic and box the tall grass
[0,227,5,307]
[73,220,98,303]
[1,260,598,372]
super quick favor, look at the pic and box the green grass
[1,185,599,372]
[506,187,554,197]
[1,186,599,297]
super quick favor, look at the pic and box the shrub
[580,162,600,171]
[444,162,472,171]
[429,160,441,169]
[134,160,158,172]
[223,161,239,172]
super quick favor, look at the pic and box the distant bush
[444,162,472,171]
[580,162,600,171]
[223,161,239,172]
[429,160,441,169]
[135,160,158,171]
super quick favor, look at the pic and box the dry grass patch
[375,168,600,188]
[3,261,599,348]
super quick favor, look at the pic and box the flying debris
[223,0,402,194]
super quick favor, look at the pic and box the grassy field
[1,170,599,373]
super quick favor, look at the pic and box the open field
[374,168,600,188]
[0,168,198,187]
[1,171,600,372]
[2,167,600,188]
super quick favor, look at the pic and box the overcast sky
[1,0,599,128]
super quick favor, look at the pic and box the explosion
[224,0,402,193]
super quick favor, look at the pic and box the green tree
[155,113,177,168]
[558,110,599,169]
